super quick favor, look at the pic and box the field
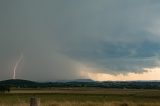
[0,88,160,106]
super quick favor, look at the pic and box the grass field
[0,88,160,106]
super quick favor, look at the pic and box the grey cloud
[0,0,160,81]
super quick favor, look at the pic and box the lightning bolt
[13,53,23,79]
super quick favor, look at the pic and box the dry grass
[44,102,160,106]
[0,88,160,106]
[0,101,160,106]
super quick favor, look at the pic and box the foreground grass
[0,102,160,106]
[0,88,160,106]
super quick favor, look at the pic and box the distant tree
[0,85,10,93]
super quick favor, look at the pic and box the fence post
[30,98,40,106]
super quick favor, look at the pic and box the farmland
[0,88,160,106]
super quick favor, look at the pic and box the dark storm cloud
[0,0,160,81]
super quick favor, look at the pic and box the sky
[0,0,160,81]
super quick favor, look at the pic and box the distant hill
[72,79,94,82]
[56,79,94,82]
[0,79,160,89]
[0,79,40,88]
[0,79,37,84]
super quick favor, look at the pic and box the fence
[30,98,40,106]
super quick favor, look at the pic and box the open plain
[0,88,160,106]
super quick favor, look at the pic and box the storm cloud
[0,0,160,81]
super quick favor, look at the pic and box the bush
[0,85,10,93]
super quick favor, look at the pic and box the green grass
[0,88,160,106]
